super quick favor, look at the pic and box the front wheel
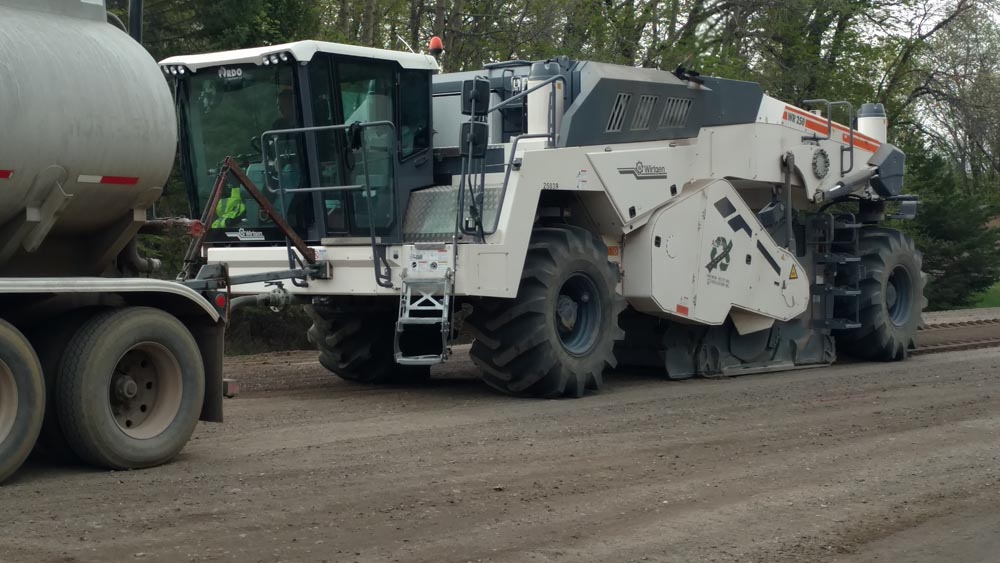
[56,308,206,470]
[305,306,431,384]
[835,227,927,361]
[0,320,45,484]
[466,226,625,398]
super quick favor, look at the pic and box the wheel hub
[556,273,602,356]
[0,361,16,445]
[108,344,183,439]
[557,295,579,333]
[115,376,139,401]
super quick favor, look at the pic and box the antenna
[396,34,416,54]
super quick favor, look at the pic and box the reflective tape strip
[0,170,12,180]
[77,175,140,185]
[783,106,882,153]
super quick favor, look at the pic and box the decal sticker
[789,265,799,280]
[410,248,450,273]
[714,195,782,277]
[706,236,732,273]
[618,161,668,180]
[706,236,733,288]
[225,228,265,242]
[218,67,244,80]
[756,240,781,275]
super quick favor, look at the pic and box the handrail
[259,120,396,194]
[486,74,565,115]
[259,119,397,288]
[484,133,553,234]
[802,99,855,176]
[456,73,566,240]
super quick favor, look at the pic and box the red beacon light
[428,36,444,59]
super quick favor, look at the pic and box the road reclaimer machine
[0,0,322,485]
[160,41,925,399]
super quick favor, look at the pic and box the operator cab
[161,41,437,245]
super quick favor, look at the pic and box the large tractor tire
[0,320,44,484]
[305,306,431,384]
[56,307,205,470]
[835,227,927,361]
[466,226,625,398]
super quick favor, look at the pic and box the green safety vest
[212,188,247,228]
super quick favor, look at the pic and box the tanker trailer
[0,0,320,484]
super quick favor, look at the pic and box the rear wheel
[0,320,45,484]
[835,227,927,361]
[26,308,102,462]
[56,308,205,470]
[305,306,431,384]
[466,226,625,398]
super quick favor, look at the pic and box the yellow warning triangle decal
[789,265,799,280]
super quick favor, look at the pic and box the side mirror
[461,78,490,117]
[460,122,489,159]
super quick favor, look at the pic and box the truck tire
[0,320,45,484]
[835,227,927,361]
[26,308,102,462]
[467,226,625,398]
[55,307,205,470]
[305,307,431,384]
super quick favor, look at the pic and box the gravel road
[1,347,998,563]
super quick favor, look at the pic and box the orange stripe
[784,105,881,152]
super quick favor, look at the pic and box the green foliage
[972,283,1000,308]
[899,153,1000,310]
[108,0,321,61]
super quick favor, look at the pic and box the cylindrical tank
[526,61,565,143]
[857,103,888,144]
[0,1,176,273]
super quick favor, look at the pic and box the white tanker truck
[0,0,317,484]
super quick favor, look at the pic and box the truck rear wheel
[0,320,45,484]
[56,308,205,470]
[305,307,431,384]
[26,308,102,462]
[467,226,625,398]
[835,227,927,361]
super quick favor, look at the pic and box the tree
[901,153,1000,310]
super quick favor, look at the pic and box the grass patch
[972,282,1000,308]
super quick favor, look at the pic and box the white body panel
[209,101,879,328]
[160,40,439,72]
[526,79,565,139]
[623,179,808,327]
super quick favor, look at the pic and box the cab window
[399,70,431,158]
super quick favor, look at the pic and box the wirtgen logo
[618,161,668,180]
[225,228,265,242]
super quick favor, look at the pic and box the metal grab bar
[259,120,398,288]
[456,74,565,239]
[802,99,855,177]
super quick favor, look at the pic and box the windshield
[183,64,310,237]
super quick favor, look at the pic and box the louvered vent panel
[606,93,632,132]
[659,97,692,128]
[630,95,658,130]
